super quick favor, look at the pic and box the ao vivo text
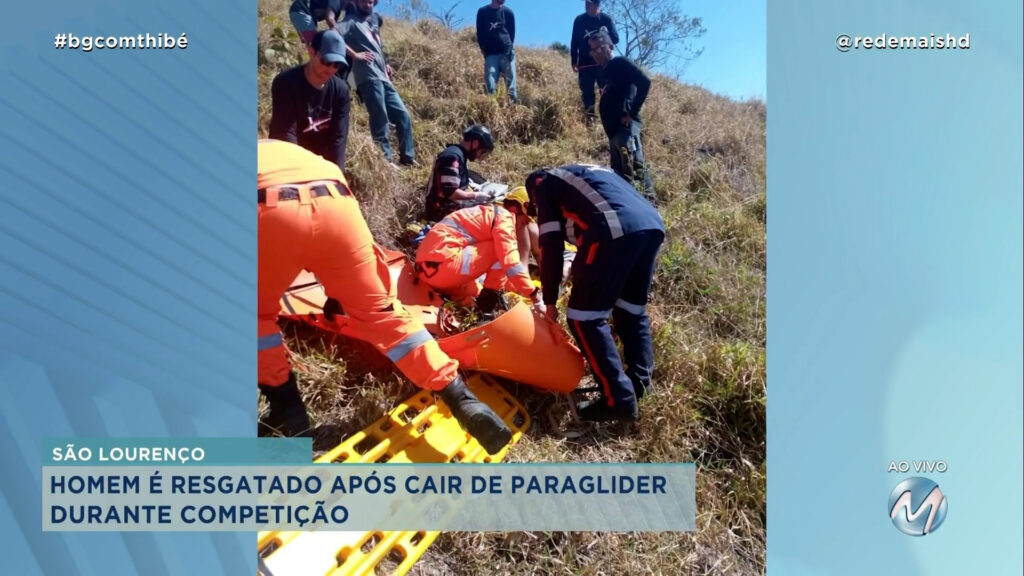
[887,460,947,473]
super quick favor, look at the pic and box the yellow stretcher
[258,374,530,576]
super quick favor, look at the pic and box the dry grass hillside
[259,2,766,574]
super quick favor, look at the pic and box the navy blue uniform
[535,165,664,415]
[423,144,470,222]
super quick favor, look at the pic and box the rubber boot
[439,375,513,455]
[259,373,312,437]
[475,288,501,320]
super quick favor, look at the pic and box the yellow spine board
[258,374,530,576]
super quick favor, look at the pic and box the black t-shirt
[570,13,619,68]
[268,65,351,171]
[598,57,651,138]
[475,6,515,56]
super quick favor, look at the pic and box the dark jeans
[577,66,606,119]
[609,120,655,201]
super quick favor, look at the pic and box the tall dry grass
[259,2,765,574]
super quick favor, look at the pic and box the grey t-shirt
[338,12,389,86]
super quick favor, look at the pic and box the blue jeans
[609,121,655,201]
[357,79,415,163]
[484,52,517,102]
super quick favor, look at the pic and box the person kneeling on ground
[258,139,512,454]
[423,124,496,223]
[415,187,544,317]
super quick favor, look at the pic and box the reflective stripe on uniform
[460,246,475,275]
[550,168,625,239]
[440,175,461,185]
[258,333,283,351]
[438,218,475,243]
[385,329,435,363]
[566,307,614,321]
[566,221,578,244]
[614,298,646,315]
[539,221,561,236]
[505,262,526,277]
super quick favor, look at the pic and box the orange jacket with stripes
[416,204,535,298]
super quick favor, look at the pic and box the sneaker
[577,398,638,423]
[398,157,417,167]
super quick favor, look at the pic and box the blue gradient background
[0,0,255,574]
[768,1,1023,575]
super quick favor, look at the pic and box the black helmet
[462,124,494,152]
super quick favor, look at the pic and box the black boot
[259,373,312,437]
[475,288,501,319]
[634,383,650,400]
[577,397,638,423]
[439,375,513,455]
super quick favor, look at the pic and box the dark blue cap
[312,29,347,64]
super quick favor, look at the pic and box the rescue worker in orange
[258,139,512,454]
[415,187,545,316]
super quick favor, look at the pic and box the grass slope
[259,3,766,574]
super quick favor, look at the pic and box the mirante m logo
[888,477,948,536]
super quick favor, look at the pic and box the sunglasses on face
[320,56,342,68]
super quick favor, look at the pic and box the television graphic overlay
[888,477,948,536]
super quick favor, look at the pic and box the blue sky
[378,0,766,102]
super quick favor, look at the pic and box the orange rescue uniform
[258,139,458,391]
[414,204,535,301]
